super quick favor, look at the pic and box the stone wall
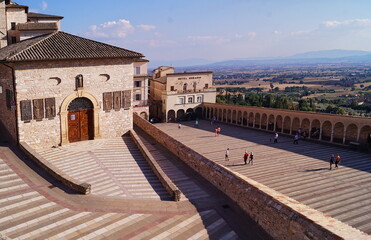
[11,59,134,148]
[0,64,17,143]
[134,114,369,240]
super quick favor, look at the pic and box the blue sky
[16,0,371,62]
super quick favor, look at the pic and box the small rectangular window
[11,37,17,44]
[188,96,194,103]
[135,66,141,75]
[204,84,209,88]
[135,94,141,101]
[178,97,185,104]
[134,81,141,88]
[11,22,16,30]
[170,86,175,91]
[197,96,202,103]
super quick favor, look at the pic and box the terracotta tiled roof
[28,12,64,19]
[18,22,58,31]
[0,31,144,62]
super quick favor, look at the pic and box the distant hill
[149,50,371,70]
[148,58,214,69]
[288,49,371,59]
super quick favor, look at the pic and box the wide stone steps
[37,137,170,200]
[155,121,371,234]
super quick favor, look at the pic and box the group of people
[224,148,254,165]
[215,127,222,136]
[329,154,341,170]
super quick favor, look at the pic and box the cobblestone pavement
[0,130,270,239]
[155,120,371,235]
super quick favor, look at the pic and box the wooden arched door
[67,97,94,143]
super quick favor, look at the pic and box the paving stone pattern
[156,120,371,235]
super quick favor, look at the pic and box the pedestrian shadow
[302,168,328,172]
[224,163,246,167]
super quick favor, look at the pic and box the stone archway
[243,111,248,126]
[359,125,371,143]
[60,91,101,145]
[321,121,332,141]
[301,118,310,136]
[292,117,300,135]
[283,116,291,134]
[333,122,344,143]
[261,114,267,129]
[249,112,254,127]
[345,124,358,143]
[177,109,185,121]
[254,113,260,128]
[168,110,175,122]
[268,114,275,131]
[311,119,320,139]
[275,115,283,132]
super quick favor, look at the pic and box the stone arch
[311,119,320,139]
[243,111,248,126]
[268,114,275,131]
[261,113,267,129]
[223,109,227,122]
[292,117,300,134]
[275,115,283,132]
[345,124,358,143]
[232,110,237,124]
[254,113,260,128]
[186,108,193,113]
[60,91,101,145]
[203,107,208,118]
[210,108,214,119]
[301,118,310,136]
[195,107,203,118]
[168,110,175,122]
[359,125,371,143]
[321,121,332,141]
[283,116,291,134]
[237,111,242,125]
[227,109,232,123]
[333,122,344,143]
[248,112,254,127]
[177,109,185,121]
[218,108,223,121]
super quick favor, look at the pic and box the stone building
[133,59,149,120]
[0,31,144,148]
[150,66,216,122]
[0,0,63,47]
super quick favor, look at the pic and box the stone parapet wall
[19,142,91,195]
[134,114,369,240]
[129,128,181,201]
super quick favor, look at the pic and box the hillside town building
[0,0,63,47]
[133,59,149,120]
[0,2,146,149]
[150,66,216,122]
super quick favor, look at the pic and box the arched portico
[60,90,101,145]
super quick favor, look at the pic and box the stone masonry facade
[11,58,134,148]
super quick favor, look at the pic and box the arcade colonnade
[202,103,371,144]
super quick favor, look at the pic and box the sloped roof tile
[0,31,144,62]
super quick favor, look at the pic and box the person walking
[329,154,335,170]
[243,151,249,165]
[293,133,299,144]
[217,127,221,136]
[248,152,254,165]
[214,128,218,137]
[225,148,230,161]
[274,132,278,143]
[335,154,341,168]
[178,122,181,129]
[195,119,199,128]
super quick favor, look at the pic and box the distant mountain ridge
[159,50,371,69]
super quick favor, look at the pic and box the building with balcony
[0,0,63,48]
[133,59,149,119]
[150,66,216,122]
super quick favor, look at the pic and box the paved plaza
[0,129,270,239]
[155,120,371,235]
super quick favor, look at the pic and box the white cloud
[323,19,371,28]
[247,32,256,40]
[137,24,156,31]
[273,30,282,35]
[187,35,230,44]
[290,29,314,36]
[41,1,48,10]
[85,19,157,39]
[86,19,135,38]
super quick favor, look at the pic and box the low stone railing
[133,114,369,240]
[130,129,181,201]
[20,142,91,195]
